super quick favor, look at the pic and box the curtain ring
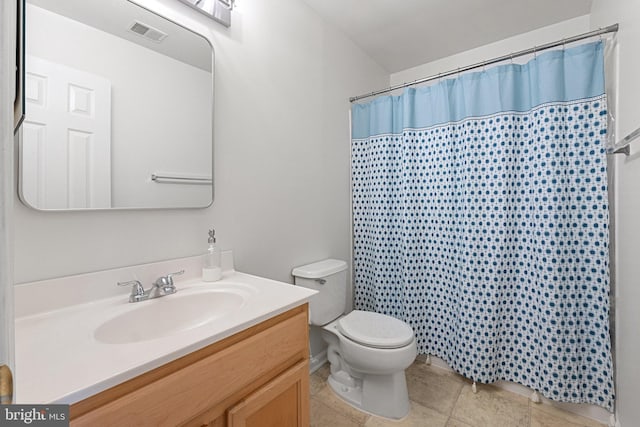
[562,38,566,50]
[510,53,514,64]
[599,27,604,42]
[533,46,537,59]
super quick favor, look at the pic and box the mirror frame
[18,0,215,211]
[13,0,25,134]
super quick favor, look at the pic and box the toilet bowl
[292,259,417,419]
[321,311,417,419]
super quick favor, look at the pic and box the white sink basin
[94,289,247,344]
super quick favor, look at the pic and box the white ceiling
[300,0,593,73]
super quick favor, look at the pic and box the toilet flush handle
[314,279,326,285]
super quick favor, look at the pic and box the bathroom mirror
[20,0,213,210]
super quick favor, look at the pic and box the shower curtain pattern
[351,42,613,410]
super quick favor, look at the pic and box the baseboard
[309,349,328,374]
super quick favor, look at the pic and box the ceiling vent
[127,21,167,43]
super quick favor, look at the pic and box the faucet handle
[161,270,185,287]
[167,270,185,282]
[117,280,146,303]
[154,270,184,295]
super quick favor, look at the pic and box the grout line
[448,373,466,419]
[312,391,369,426]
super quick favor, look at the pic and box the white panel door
[22,55,111,209]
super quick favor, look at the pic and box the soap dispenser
[202,229,222,282]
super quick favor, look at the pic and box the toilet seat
[337,310,414,349]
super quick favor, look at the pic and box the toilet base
[326,368,411,420]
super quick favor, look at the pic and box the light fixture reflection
[178,0,235,27]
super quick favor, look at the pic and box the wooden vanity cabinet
[69,305,310,427]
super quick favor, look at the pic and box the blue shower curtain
[351,41,613,410]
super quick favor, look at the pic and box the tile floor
[310,356,605,427]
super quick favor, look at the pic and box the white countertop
[14,267,315,404]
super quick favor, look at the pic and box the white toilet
[292,259,417,420]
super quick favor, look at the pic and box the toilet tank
[292,259,348,326]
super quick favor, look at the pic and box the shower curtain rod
[349,24,619,103]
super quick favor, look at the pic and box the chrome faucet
[118,270,184,303]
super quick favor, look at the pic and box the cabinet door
[228,360,309,427]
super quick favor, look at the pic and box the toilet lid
[337,310,414,349]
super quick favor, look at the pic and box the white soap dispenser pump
[202,229,222,282]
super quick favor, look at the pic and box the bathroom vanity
[14,254,316,426]
[71,305,309,426]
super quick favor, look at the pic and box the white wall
[13,0,388,283]
[590,2,640,426]
[26,4,212,208]
[391,16,590,85]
